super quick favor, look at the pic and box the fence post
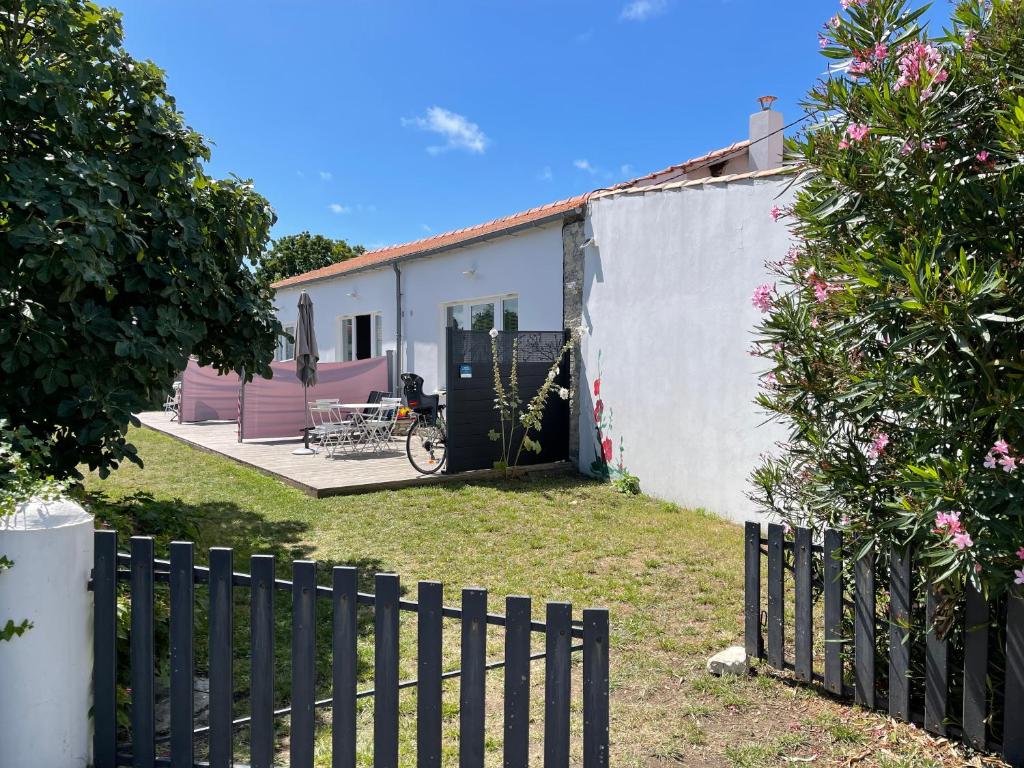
[375,573,400,768]
[1003,591,1024,765]
[130,536,156,768]
[583,608,610,768]
[460,588,487,768]
[504,596,532,768]
[417,581,443,768]
[854,547,876,709]
[766,523,784,669]
[823,529,844,696]
[743,522,761,660]
[794,527,813,682]
[169,541,196,768]
[0,500,95,768]
[544,602,572,768]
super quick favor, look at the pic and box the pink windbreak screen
[239,357,389,440]
[179,359,240,422]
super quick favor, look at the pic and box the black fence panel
[445,327,571,473]
[95,531,609,768]
[746,523,1024,767]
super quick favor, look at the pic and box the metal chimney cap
[758,95,779,111]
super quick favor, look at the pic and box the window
[337,312,384,361]
[444,295,518,334]
[276,324,295,361]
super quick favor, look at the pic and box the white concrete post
[0,499,94,768]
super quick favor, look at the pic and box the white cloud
[402,106,489,155]
[319,170,333,181]
[538,166,553,181]
[574,159,598,174]
[422,224,433,233]
[620,164,634,176]
[620,0,667,21]
[328,203,350,215]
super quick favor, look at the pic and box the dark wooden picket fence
[91,531,610,767]
[744,521,1024,766]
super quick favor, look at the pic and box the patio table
[326,403,383,456]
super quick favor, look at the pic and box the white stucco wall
[579,176,797,523]
[274,221,566,395]
[275,268,397,367]
[400,222,566,393]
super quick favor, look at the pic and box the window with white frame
[337,312,384,361]
[444,294,518,333]
[275,324,296,361]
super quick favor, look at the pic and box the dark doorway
[356,314,371,360]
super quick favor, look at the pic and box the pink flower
[846,123,870,143]
[810,317,820,329]
[819,33,830,49]
[976,150,990,163]
[1000,455,1017,473]
[752,283,776,312]
[953,532,974,550]
[984,453,997,469]
[868,432,889,459]
[783,521,792,535]
[895,42,944,91]
[840,0,867,8]
[1016,568,1024,586]
[964,30,976,50]
[934,511,962,535]
[770,206,784,222]
[837,139,850,150]
[1016,546,1024,561]
[873,42,889,60]
[993,439,1010,455]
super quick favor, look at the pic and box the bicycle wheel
[406,417,447,474]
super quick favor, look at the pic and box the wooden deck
[136,411,572,497]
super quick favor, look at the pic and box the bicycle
[400,373,448,474]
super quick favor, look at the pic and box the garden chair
[365,397,401,450]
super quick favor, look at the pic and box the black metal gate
[444,327,571,474]
[92,530,610,767]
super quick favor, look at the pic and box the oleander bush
[750,0,1024,608]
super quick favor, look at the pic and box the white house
[273,103,796,521]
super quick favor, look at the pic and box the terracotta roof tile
[272,139,749,290]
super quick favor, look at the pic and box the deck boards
[137,411,571,496]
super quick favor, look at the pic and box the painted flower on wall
[601,437,614,463]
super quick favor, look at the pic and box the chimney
[748,96,784,171]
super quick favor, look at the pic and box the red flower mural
[601,437,613,462]
[593,378,601,397]
[594,400,604,422]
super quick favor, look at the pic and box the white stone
[706,645,749,676]
[0,498,94,767]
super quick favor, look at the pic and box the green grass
[83,427,969,767]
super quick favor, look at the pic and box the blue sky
[113,0,947,250]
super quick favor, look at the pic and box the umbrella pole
[292,381,317,455]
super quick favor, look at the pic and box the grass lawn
[83,427,978,767]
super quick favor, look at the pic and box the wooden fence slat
[130,536,156,768]
[209,547,234,768]
[888,545,912,722]
[924,586,948,736]
[504,596,532,768]
[794,526,813,682]
[823,529,844,696]
[375,573,400,768]
[767,523,785,669]
[333,567,359,768]
[962,583,988,751]
[250,555,275,768]
[1003,592,1024,765]
[583,608,610,768]
[544,601,572,768]
[417,581,443,768]
[744,521,762,659]
[169,541,195,768]
[854,547,875,709]
[93,530,118,768]
[460,588,488,768]
[290,560,317,768]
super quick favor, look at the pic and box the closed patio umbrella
[293,291,319,454]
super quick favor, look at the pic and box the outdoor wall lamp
[758,95,778,111]
[579,237,595,251]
